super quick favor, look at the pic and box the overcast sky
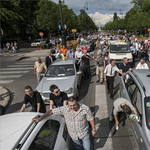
[51,0,133,26]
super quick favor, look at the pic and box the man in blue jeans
[33,96,96,150]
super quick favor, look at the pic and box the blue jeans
[72,131,93,150]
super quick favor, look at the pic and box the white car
[31,39,46,47]
[0,112,70,150]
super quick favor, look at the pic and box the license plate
[45,99,50,102]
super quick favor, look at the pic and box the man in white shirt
[75,48,82,59]
[136,58,149,69]
[104,59,123,99]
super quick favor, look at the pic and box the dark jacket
[45,55,56,68]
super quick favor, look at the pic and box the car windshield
[34,40,41,42]
[110,45,130,53]
[46,64,75,77]
[145,97,150,130]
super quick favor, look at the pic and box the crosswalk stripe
[0,68,33,71]
[15,63,34,65]
[0,75,22,79]
[8,65,33,67]
[0,80,14,84]
[0,71,29,74]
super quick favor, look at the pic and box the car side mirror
[77,71,82,75]
[129,114,140,122]
[40,73,45,77]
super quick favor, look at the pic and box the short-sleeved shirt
[52,103,94,140]
[75,51,82,59]
[61,48,68,56]
[104,64,119,76]
[113,98,135,115]
[50,92,68,107]
[66,51,73,58]
[34,61,47,73]
[119,63,131,76]
[81,55,91,67]
[24,91,46,113]
[96,56,104,67]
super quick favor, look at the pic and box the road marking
[0,80,14,84]
[0,68,33,71]
[94,85,113,150]
[0,71,29,74]
[15,63,33,65]
[0,75,22,79]
[8,65,33,67]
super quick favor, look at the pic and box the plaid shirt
[52,103,94,140]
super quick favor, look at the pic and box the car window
[63,125,69,141]
[46,65,75,77]
[125,74,137,99]
[145,97,150,129]
[29,120,60,150]
[132,88,142,115]
[110,45,130,53]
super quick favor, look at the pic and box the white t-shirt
[75,51,82,59]
[135,63,149,69]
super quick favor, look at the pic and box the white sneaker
[109,116,113,121]
[115,124,119,130]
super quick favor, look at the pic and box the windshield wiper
[58,74,65,76]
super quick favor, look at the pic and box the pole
[59,0,66,47]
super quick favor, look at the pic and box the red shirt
[81,46,87,53]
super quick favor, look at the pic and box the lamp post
[59,0,66,47]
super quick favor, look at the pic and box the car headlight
[65,87,73,94]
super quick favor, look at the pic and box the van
[108,40,133,64]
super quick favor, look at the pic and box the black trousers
[132,53,136,67]
[106,76,114,97]
[83,66,90,79]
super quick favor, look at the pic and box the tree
[113,12,118,21]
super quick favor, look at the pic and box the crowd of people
[19,33,150,150]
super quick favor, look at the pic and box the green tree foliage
[103,0,150,34]
[113,12,118,21]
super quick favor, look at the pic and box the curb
[0,86,11,108]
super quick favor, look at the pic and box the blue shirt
[66,51,73,58]
[130,46,136,54]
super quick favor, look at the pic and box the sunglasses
[55,89,60,93]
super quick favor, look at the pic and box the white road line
[0,80,14,84]
[15,63,33,65]
[0,71,29,74]
[94,85,113,150]
[0,75,22,79]
[0,68,33,71]
[8,65,33,67]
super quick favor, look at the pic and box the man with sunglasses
[49,84,68,110]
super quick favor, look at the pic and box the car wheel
[76,87,79,100]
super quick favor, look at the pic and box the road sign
[148,29,150,32]
[72,29,77,33]
[59,25,61,30]
[39,32,43,36]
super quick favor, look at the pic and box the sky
[51,0,133,26]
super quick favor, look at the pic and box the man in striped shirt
[33,96,96,150]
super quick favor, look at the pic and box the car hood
[36,76,76,93]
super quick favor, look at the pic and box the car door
[131,87,147,150]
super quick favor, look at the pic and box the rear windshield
[145,97,150,130]
[110,45,130,53]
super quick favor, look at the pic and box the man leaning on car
[33,96,96,150]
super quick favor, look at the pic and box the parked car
[36,59,83,104]
[79,40,91,52]
[0,112,70,150]
[120,69,150,150]
[31,39,46,47]
[108,40,133,65]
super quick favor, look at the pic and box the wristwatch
[92,129,96,131]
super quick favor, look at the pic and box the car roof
[0,112,64,150]
[132,69,150,96]
[52,59,75,66]
[109,40,128,45]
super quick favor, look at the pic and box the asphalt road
[0,48,138,150]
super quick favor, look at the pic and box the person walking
[49,84,68,110]
[20,86,46,113]
[92,51,104,83]
[66,47,74,58]
[61,45,68,56]
[135,58,149,69]
[104,59,122,99]
[103,54,110,70]
[78,51,92,79]
[130,44,137,67]
[33,96,96,150]
[109,97,138,130]
[56,49,64,59]
[45,51,56,68]
[34,57,47,83]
